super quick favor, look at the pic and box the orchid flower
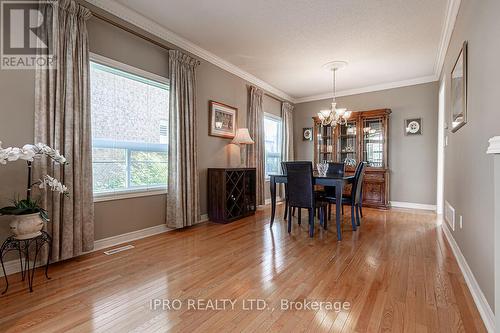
[0,141,70,200]
[0,141,67,165]
[38,175,69,195]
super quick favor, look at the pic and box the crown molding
[294,0,461,104]
[434,0,462,79]
[85,0,294,102]
[294,75,437,104]
[86,0,460,105]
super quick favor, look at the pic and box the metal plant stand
[0,231,52,294]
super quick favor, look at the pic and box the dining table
[269,173,355,240]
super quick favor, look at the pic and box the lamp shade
[232,128,254,145]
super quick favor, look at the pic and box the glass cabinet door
[363,118,385,168]
[316,124,334,163]
[337,120,357,165]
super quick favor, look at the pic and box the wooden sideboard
[207,168,256,223]
[313,109,391,209]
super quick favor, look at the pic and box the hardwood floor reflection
[0,205,486,332]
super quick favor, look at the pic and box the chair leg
[287,206,292,233]
[328,204,332,221]
[360,189,364,217]
[350,204,357,231]
[308,208,314,237]
[298,208,302,225]
[321,207,327,230]
[356,204,361,226]
[319,208,323,227]
[283,200,288,220]
[292,207,296,216]
[342,204,344,215]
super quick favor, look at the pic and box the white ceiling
[112,0,449,101]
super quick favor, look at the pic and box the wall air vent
[444,201,455,231]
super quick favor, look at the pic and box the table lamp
[232,128,254,167]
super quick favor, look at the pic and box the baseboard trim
[390,201,437,211]
[1,214,210,277]
[93,224,172,251]
[442,223,495,332]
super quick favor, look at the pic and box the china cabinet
[313,109,391,209]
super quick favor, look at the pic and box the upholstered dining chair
[282,160,312,220]
[323,162,367,231]
[283,161,328,237]
[324,162,346,219]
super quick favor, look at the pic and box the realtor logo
[1,1,56,69]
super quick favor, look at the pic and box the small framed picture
[303,128,313,141]
[209,101,237,138]
[405,118,422,136]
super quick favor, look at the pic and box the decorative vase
[9,213,44,240]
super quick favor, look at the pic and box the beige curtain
[281,102,294,161]
[166,50,200,228]
[247,86,265,206]
[35,0,94,261]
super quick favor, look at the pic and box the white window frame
[263,113,283,180]
[90,53,169,202]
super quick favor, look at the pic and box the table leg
[19,247,26,281]
[336,184,343,241]
[270,176,276,227]
[0,247,8,295]
[45,241,51,280]
[24,241,31,291]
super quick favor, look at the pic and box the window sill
[94,189,167,202]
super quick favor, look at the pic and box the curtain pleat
[166,50,200,228]
[281,102,294,162]
[247,86,265,206]
[34,0,94,261]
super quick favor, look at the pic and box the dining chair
[322,162,345,219]
[282,161,312,220]
[323,162,367,230]
[283,162,328,237]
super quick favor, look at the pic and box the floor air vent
[104,245,135,255]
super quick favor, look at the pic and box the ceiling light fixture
[317,61,352,127]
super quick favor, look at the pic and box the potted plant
[0,141,68,239]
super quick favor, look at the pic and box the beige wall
[0,70,36,240]
[294,82,439,205]
[440,0,500,310]
[0,13,286,243]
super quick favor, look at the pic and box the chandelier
[317,61,352,127]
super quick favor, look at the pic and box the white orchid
[0,140,70,203]
[0,141,67,165]
[32,143,67,164]
[38,175,69,195]
[0,142,36,163]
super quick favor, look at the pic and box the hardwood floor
[0,205,486,332]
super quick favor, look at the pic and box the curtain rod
[91,11,171,51]
[265,93,285,103]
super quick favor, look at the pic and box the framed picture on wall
[209,101,237,138]
[450,41,468,133]
[404,118,422,136]
[303,128,313,141]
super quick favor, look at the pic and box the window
[90,55,169,200]
[264,114,282,178]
